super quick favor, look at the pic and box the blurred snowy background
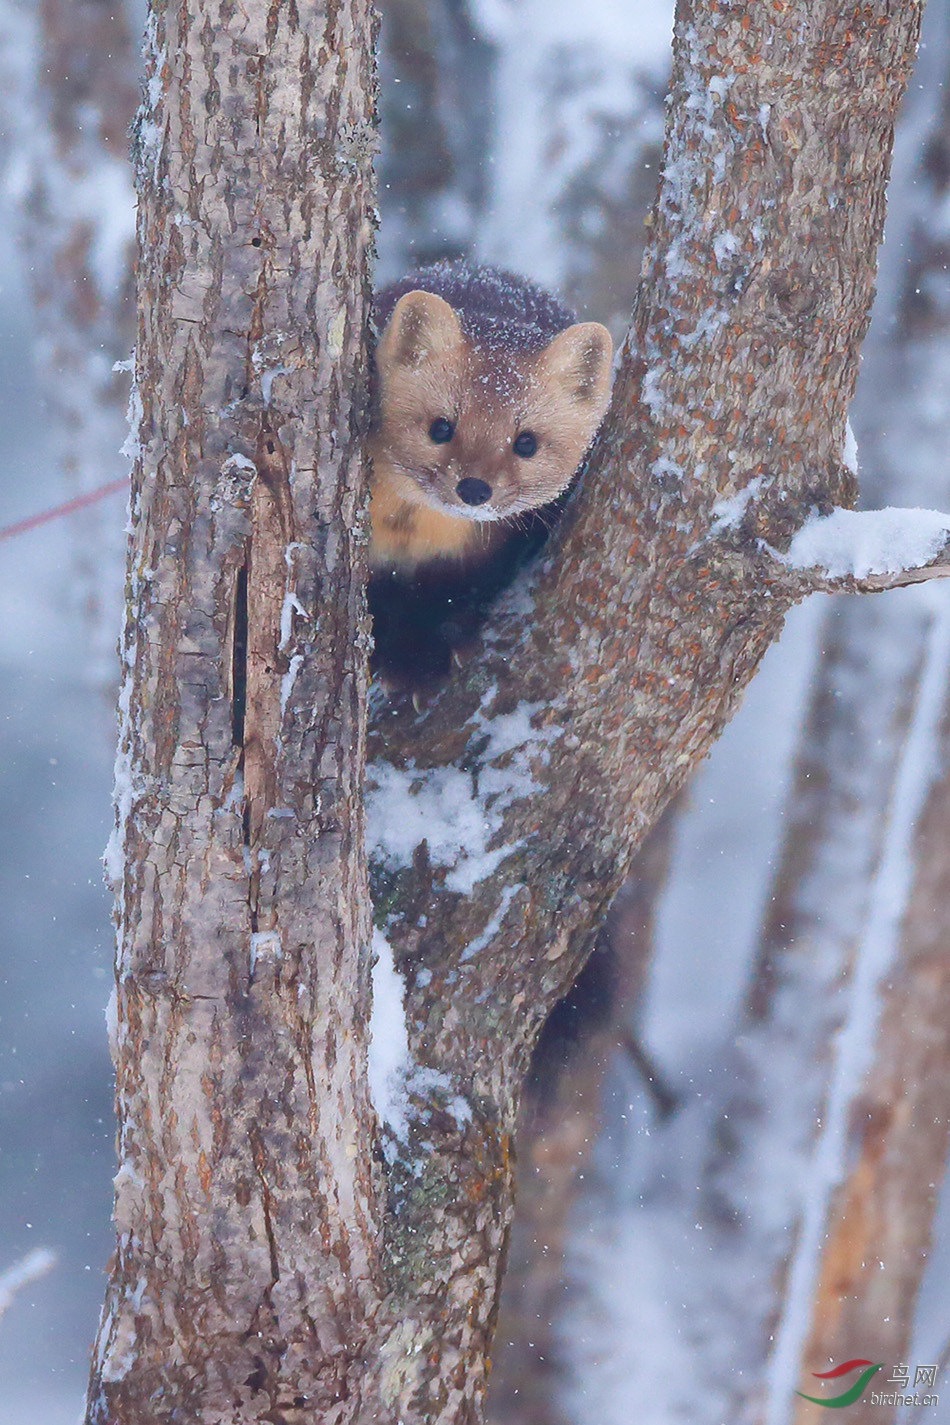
[2,0,950,1422]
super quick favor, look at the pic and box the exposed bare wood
[834,565,950,592]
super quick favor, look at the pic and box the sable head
[371,288,613,523]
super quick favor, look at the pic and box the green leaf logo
[796,1359,884,1408]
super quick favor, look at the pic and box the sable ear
[538,322,613,417]
[377,290,464,373]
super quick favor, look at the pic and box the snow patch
[279,589,306,651]
[104,660,140,920]
[222,453,256,475]
[119,361,144,468]
[260,364,289,405]
[135,11,167,183]
[366,700,557,896]
[842,418,859,475]
[249,931,282,974]
[366,763,513,895]
[410,1067,474,1129]
[712,229,739,267]
[783,506,950,580]
[105,985,119,1058]
[461,884,519,961]
[710,474,765,532]
[641,367,669,423]
[279,654,304,716]
[368,928,411,1137]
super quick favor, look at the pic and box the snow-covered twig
[0,1247,57,1320]
[780,506,950,594]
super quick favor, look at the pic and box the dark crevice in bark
[232,559,249,748]
[251,1126,282,1284]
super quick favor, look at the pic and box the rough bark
[88,0,931,1420]
[487,811,677,1425]
[85,0,380,1420]
[365,1,923,1418]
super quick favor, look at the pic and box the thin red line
[0,476,130,543]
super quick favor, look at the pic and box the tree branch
[364,0,926,1416]
[89,0,935,1418]
[777,504,950,594]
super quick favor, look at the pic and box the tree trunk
[87,0,930,1419]
[488,809,678,1425]
[363,0,922,1417]
[85,0,380,1419]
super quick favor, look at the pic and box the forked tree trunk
[87,0,929,1421]
[483,21,673,1412]
[360,4,920,1413]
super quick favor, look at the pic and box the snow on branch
[0,1247,56,1320]
[779,506,950,593]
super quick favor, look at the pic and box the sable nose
[456,477,492,507]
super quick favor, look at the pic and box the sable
[368,262,612,683]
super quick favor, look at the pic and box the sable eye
[429,417,455,444]
[513,430,537,458]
